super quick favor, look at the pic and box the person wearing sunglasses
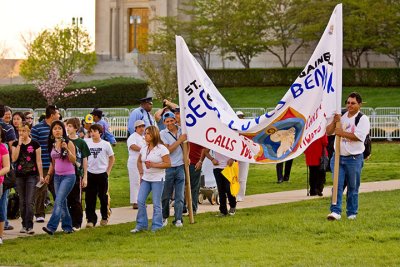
[24,112,34,126]
[326,92,370,221]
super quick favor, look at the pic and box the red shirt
[189,143,204,165]
[304,135,328,166]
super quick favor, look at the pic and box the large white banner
[177,4,342,163]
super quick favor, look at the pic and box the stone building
[95,0,396,74]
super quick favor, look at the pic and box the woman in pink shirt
[0,126,11,245]
[42,121,76,235]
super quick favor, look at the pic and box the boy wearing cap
[91,109,117,146]
[160,111,187,227]
[126,120,146,209]
[127,97,156,136]
[154,99,179,130]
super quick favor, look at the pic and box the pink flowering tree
[34,66,96,105]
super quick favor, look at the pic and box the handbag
[319,147,329,171]
[3,167,16,190]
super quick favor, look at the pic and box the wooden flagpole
[182,141,194,224]
[331,122,341,205]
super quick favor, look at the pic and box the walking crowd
[0,91,370,243]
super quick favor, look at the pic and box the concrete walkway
[3,179,400,240]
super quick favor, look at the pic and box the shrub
[206,68,400,87]
[0,77,148,108]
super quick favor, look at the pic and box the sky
[0,0,95,59]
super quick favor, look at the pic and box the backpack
[341,111,371,159]
[7,190,20,220]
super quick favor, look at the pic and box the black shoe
[283,176,289,182]
[4,225,14,230]
[318,192,323,196]
[42,227,54,235]
[277,179,284,184]
[228,208,236,216]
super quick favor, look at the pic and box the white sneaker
[72,227,81,232]
[348,215,357,220]
[327,212,341,221]
[130,228,141,233]
[26,228,35,235]
[162,218,168,227]
[175,220,183,227]
[20,227,27,233]
[86,222,94,228]
[36,217,45,223]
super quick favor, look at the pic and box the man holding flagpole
[326,92,370,221]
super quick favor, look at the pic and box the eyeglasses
[346,101,358,105]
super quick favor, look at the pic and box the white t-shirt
[127,132,145,161]
[140,144,169,182]
[86,139,115,174]
[336,111,370,156]
[212,151,231,169]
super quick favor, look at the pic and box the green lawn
[1,190,400,266]
[108,141,400,207]
[122,86,400,110]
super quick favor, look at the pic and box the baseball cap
[134,120,145,128]
[85,114,94,124]
[90,109,103,118]
[162,111,175,122]
[236,110,244,116]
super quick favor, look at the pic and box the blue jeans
[136,180,164,231]
[47,174,76,232]
[0,187,8,222]
[330,153,363,216]
[0,189,10,226]
[162,165,185,222]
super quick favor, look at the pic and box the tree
[34,66,96,105]
[220,0,268,68]
[341,0,379,68]
[0,42,11,79]
[19,25,97,82]
[375,1,400,67]
[139,53,177,101]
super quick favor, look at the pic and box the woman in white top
[131,126,171,233]
[126,120,146,209]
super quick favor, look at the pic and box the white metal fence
[8,107,400,140]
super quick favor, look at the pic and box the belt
[340,154,362,158]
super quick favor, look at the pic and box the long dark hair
[0,125,5,143]
[48,120,69,159]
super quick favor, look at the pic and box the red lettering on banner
[205,127,236,151]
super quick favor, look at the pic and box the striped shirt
[31,120,51,169]
[0,119,16,144]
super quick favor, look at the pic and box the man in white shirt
[126,120,146,209]
[326,92,370,221]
